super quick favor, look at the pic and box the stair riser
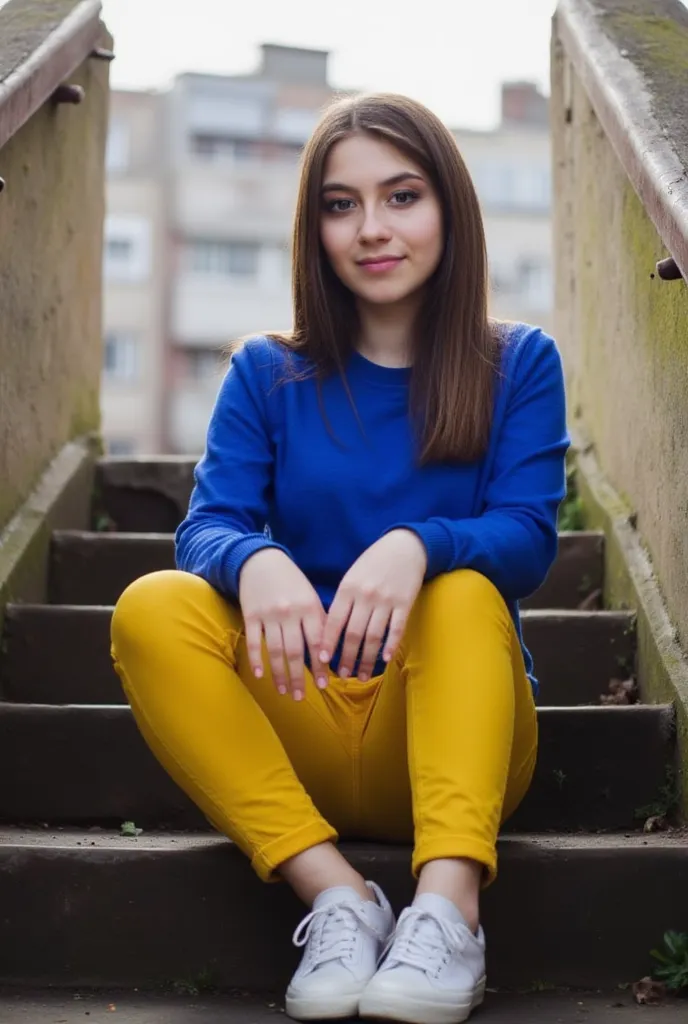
[93,458,197,533]
[0,607,636,707]
[49,531,605,611]
[0,840,685,989]
[0,705,673,832]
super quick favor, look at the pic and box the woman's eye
[325,198,355,213]
[390,189,420,206]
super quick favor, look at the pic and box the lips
[357,256,404,266]
[357,256,405,272]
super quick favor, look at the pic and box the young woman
[111,92,569,1024]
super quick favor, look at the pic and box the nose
[358,202,392,244]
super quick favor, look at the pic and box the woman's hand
[238,548,326,701]
[320,530,428,681]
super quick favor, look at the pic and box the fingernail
[293,689,304,701]
[339,668,349,679]
[316,676,328,690]
[358,672,368,682]
[319,651,330,663]
[278,684,287,695]
[254,668,263,678]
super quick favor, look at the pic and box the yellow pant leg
[110,569,349,881]
[358,569,538,884]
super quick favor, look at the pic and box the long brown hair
[271,92,501,464]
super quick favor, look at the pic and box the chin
[353,283,419,306]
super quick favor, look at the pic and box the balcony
[172,158,300,242]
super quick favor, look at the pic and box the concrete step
[49,529,605,610]
[0,605,636,707]
[0,703,673,832]
[0,827,686,990]
[1,988,686,1023]
[93,456,197,533]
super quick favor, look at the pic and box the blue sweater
[176,323,570,694]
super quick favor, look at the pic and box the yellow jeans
[110,567,537,885]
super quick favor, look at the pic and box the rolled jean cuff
[412,834,499,888]
[252,820,339,883]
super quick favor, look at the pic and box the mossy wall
[0,33,110,531]
[551,20,688,653]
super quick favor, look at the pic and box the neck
[355,296,418,368]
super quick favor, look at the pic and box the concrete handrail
[0,0,107,154]
[0,0,112,595]
[556,0,688,282]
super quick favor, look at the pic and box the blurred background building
[101,49,552,455]
[455,82,552,331]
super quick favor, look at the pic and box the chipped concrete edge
[573,434,688,814]
[0,437,97,629]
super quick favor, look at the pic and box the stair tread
[1,603,636,707]
[49,529,606,611]
[0,701,672,832]
[0,988,685,1023]
[1,825,687,850]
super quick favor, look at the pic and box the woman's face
[319,133,444,309]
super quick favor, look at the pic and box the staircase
[0,456,687,1004]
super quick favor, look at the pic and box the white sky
[100,0,560,130]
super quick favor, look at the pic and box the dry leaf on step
[632,977,666,1004]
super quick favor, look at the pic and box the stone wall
[552,0,688,649]
[0,8,110,531]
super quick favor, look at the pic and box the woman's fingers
[337,602,373,678]
[244,615,265,679]
[282,617,307,700]
[320,593,353,669]
[263,621,289,694]
[303,609,327,689]
[383,605,410,664]
[357,605,392,681]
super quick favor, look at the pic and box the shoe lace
[292,901,381,967]
[381,907,467,975]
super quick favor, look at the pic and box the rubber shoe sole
[286,988,362,1021]
[358,975,486,1024]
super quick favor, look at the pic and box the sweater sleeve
[175,340,290,599]
[387,331,570,602]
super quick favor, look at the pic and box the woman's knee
[114,569,189,627]
[111,569,226,648]
[422,569,507,615]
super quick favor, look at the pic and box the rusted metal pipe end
[53,84,85,105]
[656,257,683,281]
[90,47,115,62]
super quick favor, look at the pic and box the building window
[187,348,222,381]
[106,118,129,173]
[107,438,137,456]
[106,237,133,263]
[186,240,259,277]
[103,330,139,382]
[517,258,552,311]
[190,134,256,162]
[103,215,152,282]
[472,161,551,212]
[273,107,318,145]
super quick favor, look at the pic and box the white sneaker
[285,881,395,1020]
[359,893,486,1024]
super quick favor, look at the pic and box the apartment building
[101,56,552,455]
[102,89,167,454]
[165,46,337,452]
[455,82,553,332]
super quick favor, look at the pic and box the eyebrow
[321,171,425,194]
